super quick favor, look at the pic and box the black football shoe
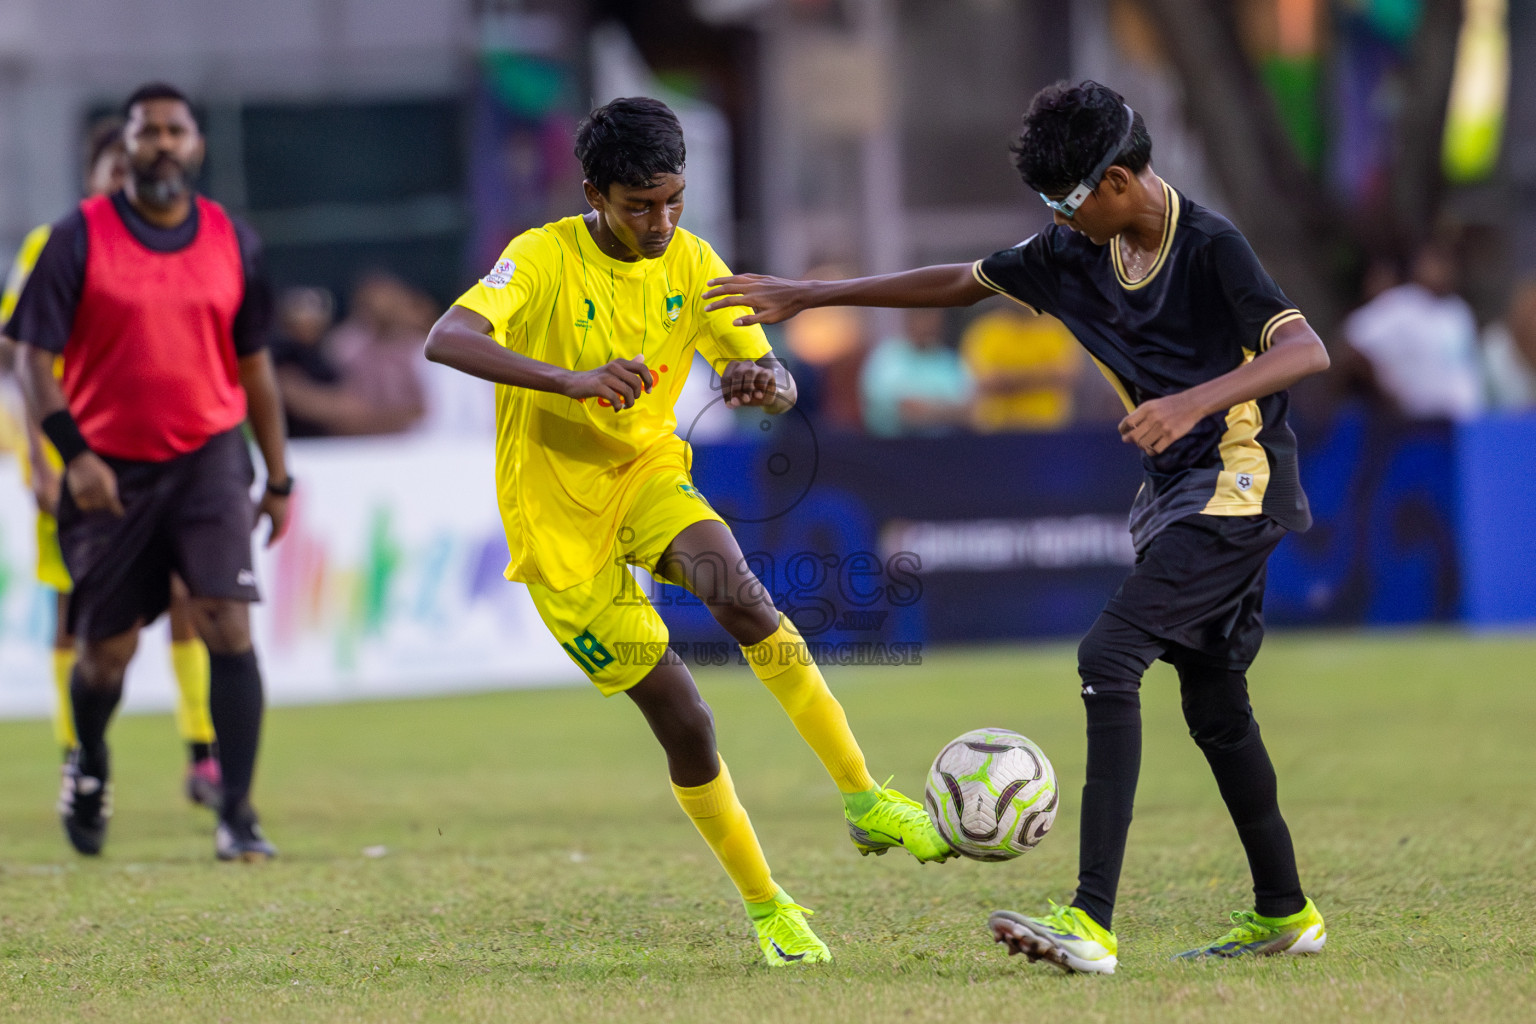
[216,807,277,863]
[58,748,112,856]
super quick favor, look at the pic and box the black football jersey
[973,181,1311,550]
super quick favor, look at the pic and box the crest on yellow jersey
[662,290,684,331]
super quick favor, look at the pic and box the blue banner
[662,405,1468,652]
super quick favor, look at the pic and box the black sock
[208,650,264,821]
[189,742,213,763]
[69,667,122,779]
[1200,719,1306,918]
[1071,689,1142,932]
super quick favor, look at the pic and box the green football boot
[845,782,953,863]
[747,888,832,968]
[1174,898,1326,960]
[988,902,1119,975]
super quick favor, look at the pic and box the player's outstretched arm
[1118,319,1331,456]
[702,264,993,327]
[424,305,654,411]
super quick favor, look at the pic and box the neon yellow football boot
[747,888,832,967]
[1174,898,1326,960]
[845,781,954,863]
[989,901,1119,975]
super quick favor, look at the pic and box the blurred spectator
[859,308,973,437]
[326,271,430,434]
[960,307,1083,431]
[1358,256,1401,303]
[1342,241,1484,420]
[269,287,340,438]
[1481,276,1536,412]
[782,262,868,431]
[272,283,423,437]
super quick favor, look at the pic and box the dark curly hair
[1010,81,1152,196]
[123,81,198,126]
[575,97,686,194]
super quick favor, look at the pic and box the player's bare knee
[704,575,777,646]
[77,633,138,689]
[191,599,252,654]
[671,694,716,752]
[711,600,778,647]
[644,693,716,773]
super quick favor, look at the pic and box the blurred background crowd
[1,0,1530,442]
[0,0,1529,704]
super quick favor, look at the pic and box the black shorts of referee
[58,427,260,641]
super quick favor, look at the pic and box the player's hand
[702,274,808,326]
[720,360,780,408]
[31,460,61,516]
[255,491,290,547]
[563,354,654,411]
[65,452,124,516]
[1118,394,1203,455]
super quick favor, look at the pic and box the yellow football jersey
[454,215,770,591]
[1,223,51,327]
[2,224,58,476]
[3,224,69,482]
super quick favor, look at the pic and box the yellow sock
[742,615,877,794]
[51,648,77,750]
[670,757,777,904]
[170,639,215,746]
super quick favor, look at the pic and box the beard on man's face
[131,153,197,207]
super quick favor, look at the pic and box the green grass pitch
[2,630,1534,1022]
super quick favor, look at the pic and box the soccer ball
[925,727,1058,861]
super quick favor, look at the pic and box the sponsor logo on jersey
[575,297,595,330]
[592,361,669,408]
[481,257,515,288]
[1236,472,1253,491]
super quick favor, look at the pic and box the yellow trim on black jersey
[1087,353,1136,413]
[1258,308,1305,352]
[1111,180,1180,291]
[1203,349,1269,516]
[971,259,1042,314]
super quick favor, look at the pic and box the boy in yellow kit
[425,97,950,967]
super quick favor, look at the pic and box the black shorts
[1102,513,1286,669]
[58,427,259,641]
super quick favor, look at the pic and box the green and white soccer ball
[924,727,1058,861]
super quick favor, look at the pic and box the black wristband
[265,475,295,497]
[41,410,91,465]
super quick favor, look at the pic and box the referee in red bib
[9,82,291,861]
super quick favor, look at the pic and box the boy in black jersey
[704,80,1331,974]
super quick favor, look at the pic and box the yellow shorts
[36,510,72,594]
[527,467,725,697]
